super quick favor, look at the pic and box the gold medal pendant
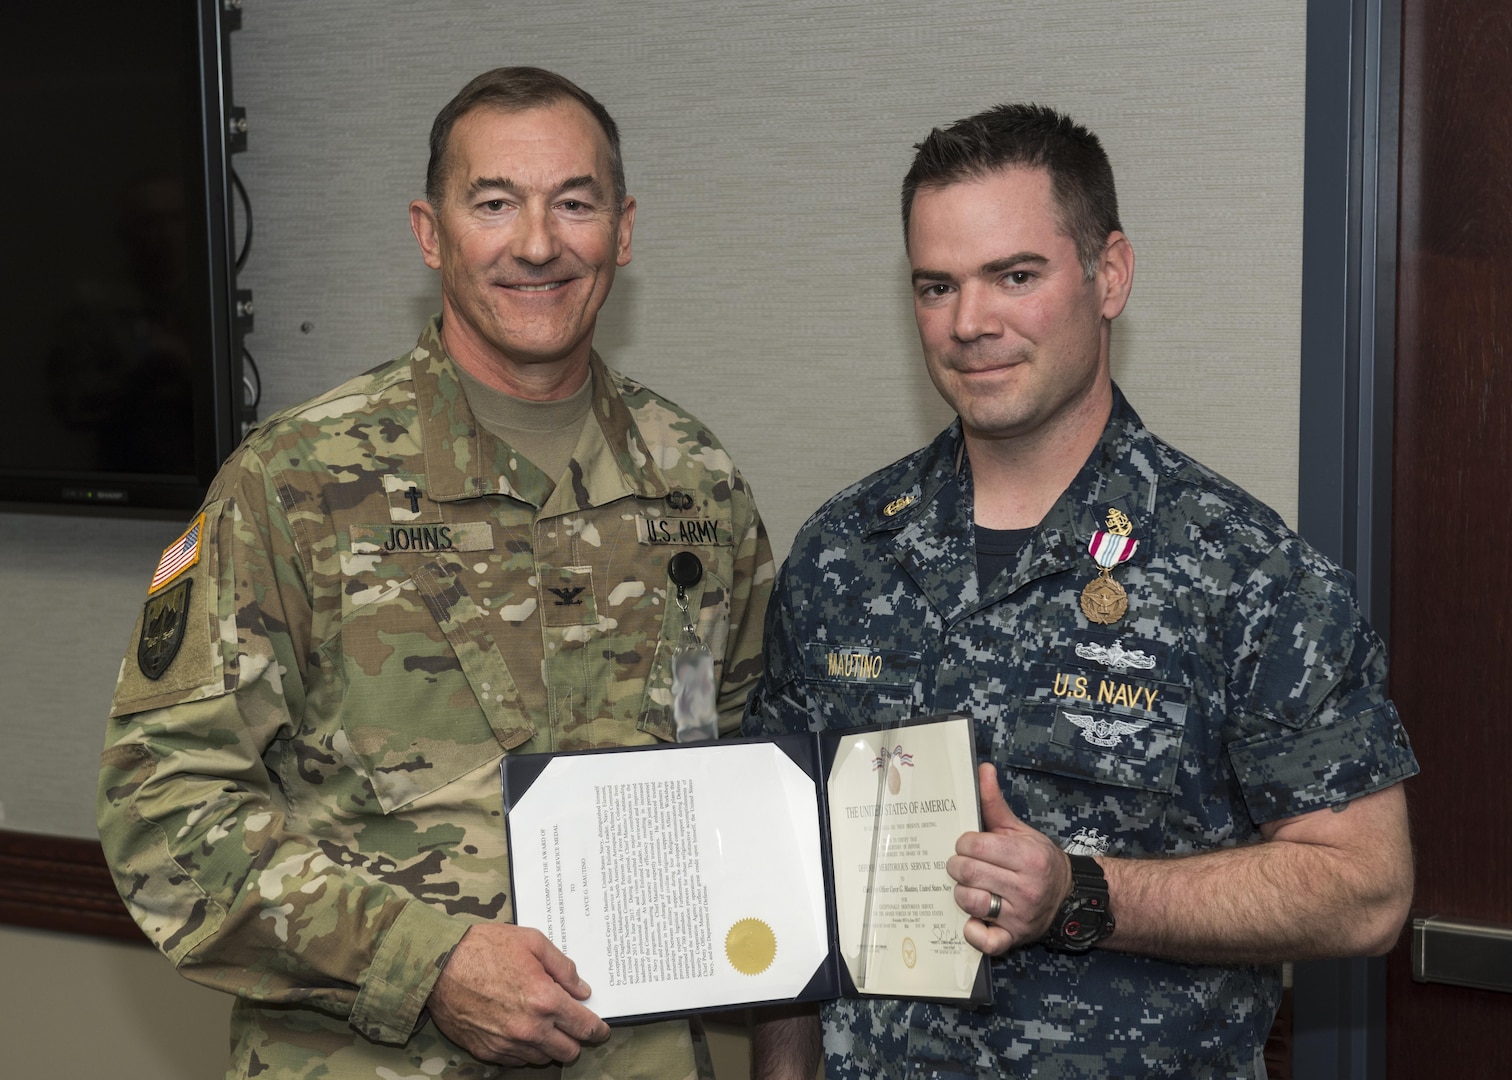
[1080,568,1128,625]
[1081,508,1138,626]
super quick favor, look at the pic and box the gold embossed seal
[725,918,778,975]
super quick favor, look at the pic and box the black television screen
[0,0,243,514]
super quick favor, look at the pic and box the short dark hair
[901,103,1121,279]
[425,67,626,209]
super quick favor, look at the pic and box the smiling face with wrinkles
[410,100,635,398]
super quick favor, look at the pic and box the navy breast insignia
[883,494,916,517]
[1066,711,1145,749]
[1081,508,1138,625]
[1075,640,1156,672]
[1064,827,1112,857]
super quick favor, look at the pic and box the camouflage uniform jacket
[744,389,1417,1079]
[99,318,774,1079]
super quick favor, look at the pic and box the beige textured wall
[232,0,1304,555]
[0,925,229,1079]
[0,0,1303,1074]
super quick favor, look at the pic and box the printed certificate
[501,714,989,1023]
[825,717,983,998]
[504,739,831,1022]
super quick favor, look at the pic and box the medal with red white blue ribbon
[1081,508,1138,625]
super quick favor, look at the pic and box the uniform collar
[862,385,1159,623]
[410,316,672,509]
[1049,386,1161,547]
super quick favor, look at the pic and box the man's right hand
[427,923,611,1066]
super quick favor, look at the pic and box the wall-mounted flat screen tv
[0,0,243,514]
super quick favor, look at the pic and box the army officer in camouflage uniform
[744,105,1417,1078]
[98,68,773,1079]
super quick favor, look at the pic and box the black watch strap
[1044,853,1115,953]
[1068,853,1108,895]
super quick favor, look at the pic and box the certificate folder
[500,713,991,1024]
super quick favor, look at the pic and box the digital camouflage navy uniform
[743,389,1417,1079]
[99,317,774,1079]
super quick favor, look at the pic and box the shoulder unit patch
[138,579,193,680]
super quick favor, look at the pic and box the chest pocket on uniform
[800,642,922,730]
[1004,662,1188,796]
[331,553,529,813]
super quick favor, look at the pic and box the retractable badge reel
[668,551,717,742]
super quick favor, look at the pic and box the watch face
[1048,855,1114,953]
[1063,906,1107,943]
[1056,896,1112,950]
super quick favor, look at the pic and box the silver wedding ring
[985,893,1002,921]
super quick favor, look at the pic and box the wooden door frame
[1295,0,1400,1077]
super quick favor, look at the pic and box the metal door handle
[1412,916,1512,993]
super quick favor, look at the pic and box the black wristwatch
[1043,853,1115,953]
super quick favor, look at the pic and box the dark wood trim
[0,829,147,943]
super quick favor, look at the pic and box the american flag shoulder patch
[149,512,205,594]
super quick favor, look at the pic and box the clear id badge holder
[667,551,718,742]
